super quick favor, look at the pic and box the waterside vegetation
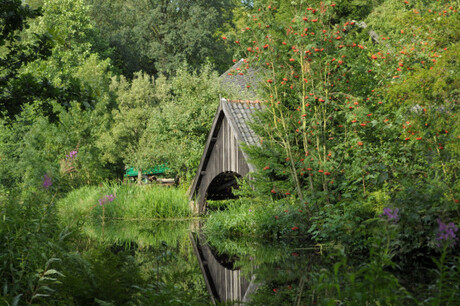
[202,0,459,304]
[0,0,459,304]
[57,184,192,225]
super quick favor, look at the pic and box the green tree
[206,0,459,302]
[0,0,55,119]
[85,0,235,77]
[229,0,459,258]
[1,0,116,189]
[1,0,113,121]
[143,64,228,180]
[99,72,158,184]
[22,0,112,99]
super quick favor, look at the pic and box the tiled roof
[221,98,262,147]
[220,59,259,99]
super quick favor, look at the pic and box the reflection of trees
[135,231,210,303]
[204,235,323,304]
[85,220,210,303]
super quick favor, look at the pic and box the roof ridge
[224,99,263,104]
[219,58,245,78]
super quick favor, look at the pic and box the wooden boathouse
[189,97,261,213]
[190,232,258,304]
[188,63,262,303]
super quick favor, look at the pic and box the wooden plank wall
[197,116,250,212]
[199,238,251,303]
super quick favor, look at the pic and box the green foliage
[131,238,210,305]
[97,65,228,182]
[0,0,54,119]
[203,0,459,302]
[56,184,191,224]
[98,72,157,180]
[307,222,411,304]
[0,98,114,192]
[57,246,144,305]
[143,64,227,179]
[1,183,205,304]
[0,187,66,304]
[1,0,38,43]
[54,220,210,305]
[226,0,459,249]
[85,220,192,249]
[2,0,459,303]
[429,247,460,305]
[85,0,235,77]
[2,0,236,185]
[204,195,311,239]
[38,0,94,51]
[1,0,115,121]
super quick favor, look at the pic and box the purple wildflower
[42,174,52,189]
[98,194,116,206]
[66,150,78,160]
[382,207,399,223]
[436,219,458,247]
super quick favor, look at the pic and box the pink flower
[66,150,78,160]
[436,219,458,247]
[42,174,52,189]
[381,207,399,223]
[99,194,116,206]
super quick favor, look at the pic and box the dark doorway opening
[205,171,241,211]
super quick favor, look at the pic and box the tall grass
[204,197,310,239]
[84,219,194,248]
[57,183,191,226]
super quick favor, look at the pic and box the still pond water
[86,219,320,305]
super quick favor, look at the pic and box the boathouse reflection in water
[190,232,259,304]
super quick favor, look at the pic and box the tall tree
[85,0,235,77]
[1,0,112,120]
[0,0,53,119]
[142,64,229,180]
[230,0,458,219]
[1,0,116,188]
[98,72,158,184]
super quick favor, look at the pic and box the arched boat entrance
[189,98,261,213]
[190,232,258,304]
[204,171,241,210]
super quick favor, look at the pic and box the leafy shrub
[0,188,66,304]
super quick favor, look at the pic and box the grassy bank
[57,183,192,226]
[83,219,196,248]
[204,197,311,239]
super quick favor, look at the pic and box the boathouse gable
[189,98,261,213]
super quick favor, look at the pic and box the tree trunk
[138,169,142,185]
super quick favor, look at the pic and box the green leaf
[43,269,64,277]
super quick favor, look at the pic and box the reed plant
[57,183,191,226]
[204,196,310,239]
[84,219,193,248]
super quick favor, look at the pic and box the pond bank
[56,184,192,227]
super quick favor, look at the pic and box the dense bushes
[0,188,64,304]
[0,1,224,303]
[203,0,459,303]
[1,0,458,303]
